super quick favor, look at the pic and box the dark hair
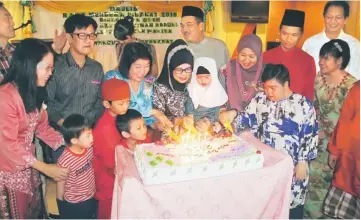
[261,64,291,86]
[64,14,98,33]
[118,42,152,79]
[319,39,350,70]
[115,109,143,133]
[323,1,350,18]
[279,25,304,34]
[0,38,53,113]
[61,114,91,145]
[114,16,135,41]
[0,2,4,8]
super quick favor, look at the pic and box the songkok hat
[101,79,130,101]
[281,9,305,29]
[196,66,210,75]
[182,6,204,21]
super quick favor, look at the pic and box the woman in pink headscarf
[222,34,264,111]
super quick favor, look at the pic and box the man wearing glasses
[302,1,359,80]
[180,6,229,88]
[46,14,104,161]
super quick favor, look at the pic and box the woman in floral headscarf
[222,34,264,111]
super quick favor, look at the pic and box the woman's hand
[319,130,326,140]
[32,160,69,182]
[182,115,194,130]
[219,109,238,126]
[152,109,173,130]
[295,162,307,181]
[45,164,69,182]
[195,118,212,133]
[328,154,337,169]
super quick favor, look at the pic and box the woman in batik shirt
[304,39,357,219]
[220,64,318,219]
[152,39,194,131]
[0,39,69,218]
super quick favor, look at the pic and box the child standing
[186,57,228,131]
[56,114,96,219]
[111,109,152,218]
[92,78,130,219]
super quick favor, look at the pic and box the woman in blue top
[105,42,171,130]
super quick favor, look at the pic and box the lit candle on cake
[204,132,208,141]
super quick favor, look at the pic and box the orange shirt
[328,81,360,197]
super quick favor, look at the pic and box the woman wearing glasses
[0,38,69,218]
[153,39,195,132]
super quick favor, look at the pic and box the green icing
[149,160,158,167]
[155,156,163,162]
[165,160,174,166]
[146,151,153,157]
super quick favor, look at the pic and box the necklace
[321,73,348,104]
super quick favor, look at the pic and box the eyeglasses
[71,33,97,40]
[174,67,192,75]
[37,61,55,74]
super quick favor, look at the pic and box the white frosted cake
[134,134,264,185]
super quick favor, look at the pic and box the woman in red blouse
[0,38,69,218]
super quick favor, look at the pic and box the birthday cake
[134,132,264,185]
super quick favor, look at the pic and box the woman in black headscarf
[153,39,194,131]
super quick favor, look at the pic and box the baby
[186,57,228,133]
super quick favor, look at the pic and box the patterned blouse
[152,82,191,121]
[105,70,157,126]
[235,92,319,208]
[0,83,64,195]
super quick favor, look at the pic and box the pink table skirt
[111,132,293,219]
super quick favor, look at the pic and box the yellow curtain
[131,1,203,13]
[4,1,33,40]
[35,1,120,13]
[36,1,203,14]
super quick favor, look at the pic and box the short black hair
[261,64,291,86]
[118,42,152,79]
[0,2,4,8]
[114,16,135,41]
[115,109,143,133]
[320,39,350,70]
[64,14,98,33]
[279,25,304,34]
[323,1,350,18]
[61,114,91,145]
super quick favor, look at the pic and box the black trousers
[57,198,97,219]
[290,205,304,219]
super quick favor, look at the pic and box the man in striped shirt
[47,14,104,162]
[56,114,96,219]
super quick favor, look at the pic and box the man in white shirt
[303,1,359,79]
[181,6,229,87]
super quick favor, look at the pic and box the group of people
[0,1,359,219]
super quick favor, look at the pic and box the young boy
[92,78,131,219]
[111,109,152,218]
[57,114,96,219]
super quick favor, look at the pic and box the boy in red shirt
[56,114,96,219]
[92,79,130,219]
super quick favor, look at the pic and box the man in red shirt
[263,9,316,101]
[92,79,131,219]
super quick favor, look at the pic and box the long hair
[0,38,53,113]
